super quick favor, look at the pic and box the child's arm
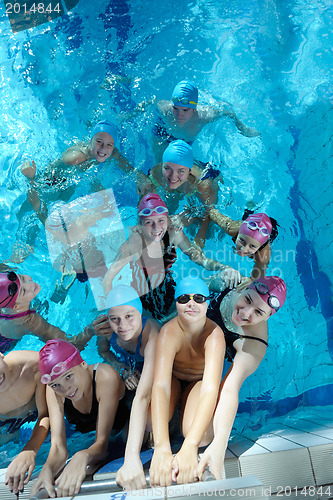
[197,332,266,480]
[116,320,159,491]
[192,179,218,248]
[54,365,124,498]
[61,145,88,165]
[5,375,50,494]
[150,325,180,487]
[199,105,260,137]
[30,387,69,498]
[208,208,241,237]
[97,335,135,388]
[172,325,225,485]
[103,235,141,294]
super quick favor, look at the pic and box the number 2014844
[276,486,332,497]
[6,3,61,14]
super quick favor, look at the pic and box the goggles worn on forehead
[138,206,168,217]
[0,272,19,306]
[245,221,270,237]
[252,281,280,311]
[41,350,78,385]
[176,294,208,304]
[172,97,197,106]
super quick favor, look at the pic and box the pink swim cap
[0,272,20,308]
[247,276,287,315]
[138,193,168,219]
[39,339,83,384]
[239,213,272,246]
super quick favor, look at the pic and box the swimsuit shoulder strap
[239,334,268,346]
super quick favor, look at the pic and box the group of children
[0,80,288,497]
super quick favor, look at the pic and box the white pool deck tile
[1,420,333,499]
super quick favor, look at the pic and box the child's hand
[55,451,88,497]
[223,267,242,289]
[92,314,113,336]
[116,456,147,491]
[5,450,36,494]
[20,160,37,180]
[124,370,141,390]
[30,466,56,498]
[197,440,225,480]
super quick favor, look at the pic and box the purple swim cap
[171,80,198,109]
[247,276,287,315]
[0,272,20,308]
[39,339,83,384]
[162,140,193,170]
[90,119,118,144]
[239,213,272,246]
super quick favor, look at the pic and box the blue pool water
[0,0,332,467]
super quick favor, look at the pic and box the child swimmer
[31,339,128,498]
[1,350,49,495]
[150,276,226,486]
[151,80,260,162]
[98,285,159,491]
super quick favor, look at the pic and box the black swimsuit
[207,289,268,362]
[64,366,129,433]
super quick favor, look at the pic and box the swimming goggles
[41,349,78,384]
[176,294,208,304]
[172,97,197,106]
[245,221,270,237]
[138,206,168,217]
[252,281,280,311]
[0,272,19,306]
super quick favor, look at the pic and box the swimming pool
[0,0,332,468]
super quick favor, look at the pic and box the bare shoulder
[95,362,120,382]
[62,142,88,165]
[6,350,39,369]
[144,318,160,337]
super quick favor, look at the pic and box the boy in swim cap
[98,285,160,491]
[137,140,220,247]
[0,270,108,352]
[149,276,226,486]
[31,339,127,498]
[151,79,260,162]
[208,209,277,288]
[2,350,49,495]
[197,276,287,480]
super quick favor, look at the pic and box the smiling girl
[103,194,232,321]
[31,339,127,498]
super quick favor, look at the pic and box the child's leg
[180,381,214,446]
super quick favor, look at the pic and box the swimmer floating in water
[0,270,107,353]
[208,210,278,288]
[1,350,49,495]
[103,194,234,322]
[19,119,145,225]
[98,285,159,491]
[197,275,287,480]
[138,140,221,247]
[31,339,128,498]
[150,80,260,162]
[149,276,225,486]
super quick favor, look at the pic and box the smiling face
[48,363,87,401]
[107,305,142,342]
[162,162,190,190]
[232,289,271,327]
[91,132,114,162]
[14,274,41,309]
[172,105,194,125]
[235,233,261,257]
[140,214,168,242]
[176,295,208,322]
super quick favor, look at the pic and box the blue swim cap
[106,285,143,315]
[90,120,118,145]
[162,140,193,170]
[171,80,198,109]
[175,276,210,305]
